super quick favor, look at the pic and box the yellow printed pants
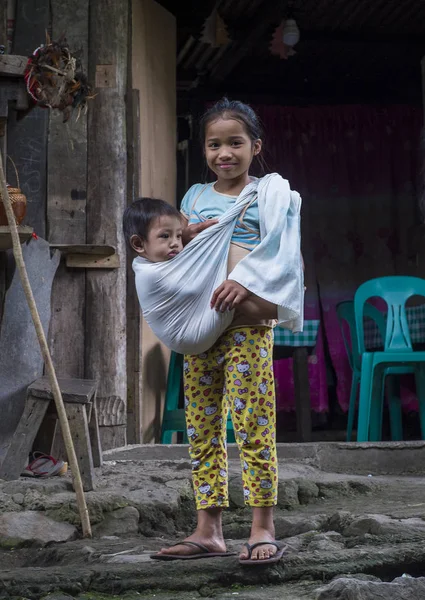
[184,326,278,510]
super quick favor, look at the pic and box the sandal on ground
[150,541,236,561]
[21,452,65,478]
[238,541,287,566]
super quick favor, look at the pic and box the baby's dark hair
[123,197,181,250]
[199,97,264,147]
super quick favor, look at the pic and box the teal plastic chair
[354,276,425,442]
[336,300,403,441]
[161,351,235,444]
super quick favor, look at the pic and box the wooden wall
[132,0,176,442]
[0,0,130,451]
[0,0,177,448]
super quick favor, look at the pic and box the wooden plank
[89,399,103,467]
[126,89,142,444]
[0,251,5,324]
[292,347,313,443]
[0,226,33,250]
[0,0,6,53]
[0,395,50,480]
[66,403,94,491]
[50,244,116,255]
[86,0,129,445]
[132,0,176,442]
[28,376,97,404]
[47,0,89,379]
[66,253,119,269]
[0,55,27,76]
[6,0,50,238]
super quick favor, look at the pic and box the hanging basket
[24,35,95,123]
[0,156,27,226]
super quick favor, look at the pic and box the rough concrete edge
[103,441,425,475]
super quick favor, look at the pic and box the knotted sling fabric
[132,174,304,355]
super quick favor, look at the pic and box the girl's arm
[211,251,305,313]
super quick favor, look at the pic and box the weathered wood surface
[0,251,5,324]
[89,399,103,467]
[7,0,50,237]
[0,395,50,480]
[0,0,6,52]
[0,238,59,463]
[28,376,97,405]
[86,0,128,449]
[132,0,176,442]
[66,403,95,491]
[47,0,88,379]
[66,253,119,269]
[126,89,142,444]
[0,55,27,76]
[0,226,33,250]
[292,347,313,443]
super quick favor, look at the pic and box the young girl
[152,98,302,565]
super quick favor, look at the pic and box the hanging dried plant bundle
[24,33,95,122]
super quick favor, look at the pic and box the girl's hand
[182,219,218,246]
[211,280,251,312]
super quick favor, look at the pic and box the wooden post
[0,0,6,52]
[47,0,88,378]
[126,89,142,444]
[86,0,128,449]
[292,347,312,442]
[6,0,50,238]
[422,56,425,120]
[132,0,176,442]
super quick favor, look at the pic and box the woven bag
[0,156,27,226]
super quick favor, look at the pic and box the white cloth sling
[133,173,304,355]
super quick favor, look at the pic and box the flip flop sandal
[21,453,65,478]
[238,541,287,566]
[150,541,237,561]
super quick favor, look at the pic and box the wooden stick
[0,152,92,538]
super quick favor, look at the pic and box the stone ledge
[104,441,425,476]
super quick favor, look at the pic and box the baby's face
[143,215,183,262]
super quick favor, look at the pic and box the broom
[0,152,92,537]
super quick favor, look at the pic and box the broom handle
[0,152,92,538]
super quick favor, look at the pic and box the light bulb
[282,19,300,47]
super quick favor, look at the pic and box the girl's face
[204,117,262,183]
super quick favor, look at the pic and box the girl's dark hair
[199,97,263,146]
[123,197,181,250]
[199,98,266,175]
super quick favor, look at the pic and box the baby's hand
[211,280,250,313]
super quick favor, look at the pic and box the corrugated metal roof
[172,0,425,100]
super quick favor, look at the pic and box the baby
[124,197,278,322]
[123,197,183,262]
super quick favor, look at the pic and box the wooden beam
[0,0,6,53]
[47,0,88,381]
[210,1,281,82]
[0,55,27,76]
[7,0,50,238]
[86,0,128,450]
[126,89,142,444]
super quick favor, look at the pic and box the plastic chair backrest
[336,300,386,371]
[354,276,425,354]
